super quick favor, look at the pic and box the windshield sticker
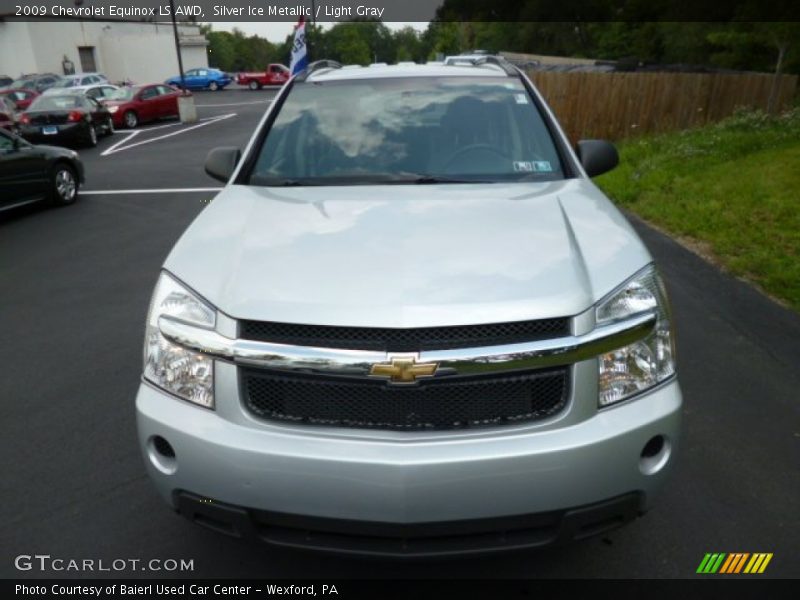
[514,161,553,173]
[514,93,528,104]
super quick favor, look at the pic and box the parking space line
[81,188,222,195]
[100,113,237,157]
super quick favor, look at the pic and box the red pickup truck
[236,64,290,90]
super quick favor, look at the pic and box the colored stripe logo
[697,553,773,574]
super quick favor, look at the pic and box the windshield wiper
[405,175,496,184]
[251,177,326,187]
[249,173,499,187]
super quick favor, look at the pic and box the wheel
[105,116,114,136]
[84,124,98,148]
[248,80,260,91]
[209,81,219,91]
[49,163,78,206]
[123,110,138,129]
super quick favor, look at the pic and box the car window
[86,87,101,98]
[140,87,158,100]
[198,70,208,77]
[100,86,116,97]
[185,69,197,76]
[109,87,135,101]
[0,132,14,151]
[249,76,565,186]
[0,97,14,115]
[156,85,174,95]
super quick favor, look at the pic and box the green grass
[596,108,800,312]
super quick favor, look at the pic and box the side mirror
[576,139,619,178]
[205,147,241,183]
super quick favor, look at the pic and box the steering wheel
[441,143,509,173]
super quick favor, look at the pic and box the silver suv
[137,59,681,557]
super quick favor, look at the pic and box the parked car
[19,91,114,148]
[0,128,84,210]
[3,73,61,93]
[0,88,39,110]
[236,64,290,90]
[137,59,682,557]
[103,84,181,129]
[43,73,110,95]
[0,96,20,133]
[165,68,231,91]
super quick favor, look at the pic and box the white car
[136,58,682,557]
[42,73,109,95]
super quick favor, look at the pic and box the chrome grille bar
[158,312,656,377]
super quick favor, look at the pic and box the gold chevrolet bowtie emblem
[369,355,439,384]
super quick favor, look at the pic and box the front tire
[248,80,260,91]
[105,117,114,136]
[209,81,219,91]
[49,163,78,206]
[123,110,138,129]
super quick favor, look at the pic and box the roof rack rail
[472,56,519,77]
[295,60,343,82]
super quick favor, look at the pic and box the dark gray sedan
[0,128,85,211]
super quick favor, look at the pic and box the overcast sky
[211,21,430,43]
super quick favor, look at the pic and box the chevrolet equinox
[136,58,681,557]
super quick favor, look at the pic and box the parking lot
[1,89,798,579]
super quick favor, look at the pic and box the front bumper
[136,373,681,554]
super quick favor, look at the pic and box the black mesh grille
[239,318,570,352]
[241,368,569,431]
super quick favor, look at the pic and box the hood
[164,179,652,327]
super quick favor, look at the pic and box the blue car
[165,68,231,91]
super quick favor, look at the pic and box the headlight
[108,105,119,113]
[596,265,675,407]
[143,272,215,408]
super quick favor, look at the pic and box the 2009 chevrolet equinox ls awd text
[136,58,681,557]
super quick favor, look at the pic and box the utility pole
[169,0,186,91]
[168,0,197,122]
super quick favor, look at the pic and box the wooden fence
[525,71,799,141]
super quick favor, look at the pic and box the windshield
[11,79,37,90]
[28,94,87,111]
[248,76,565,186]
[108,87,136,101]
[50,78,78,89]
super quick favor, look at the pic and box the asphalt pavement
[1,89,798,579]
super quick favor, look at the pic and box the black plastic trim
[175,491,644,558]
